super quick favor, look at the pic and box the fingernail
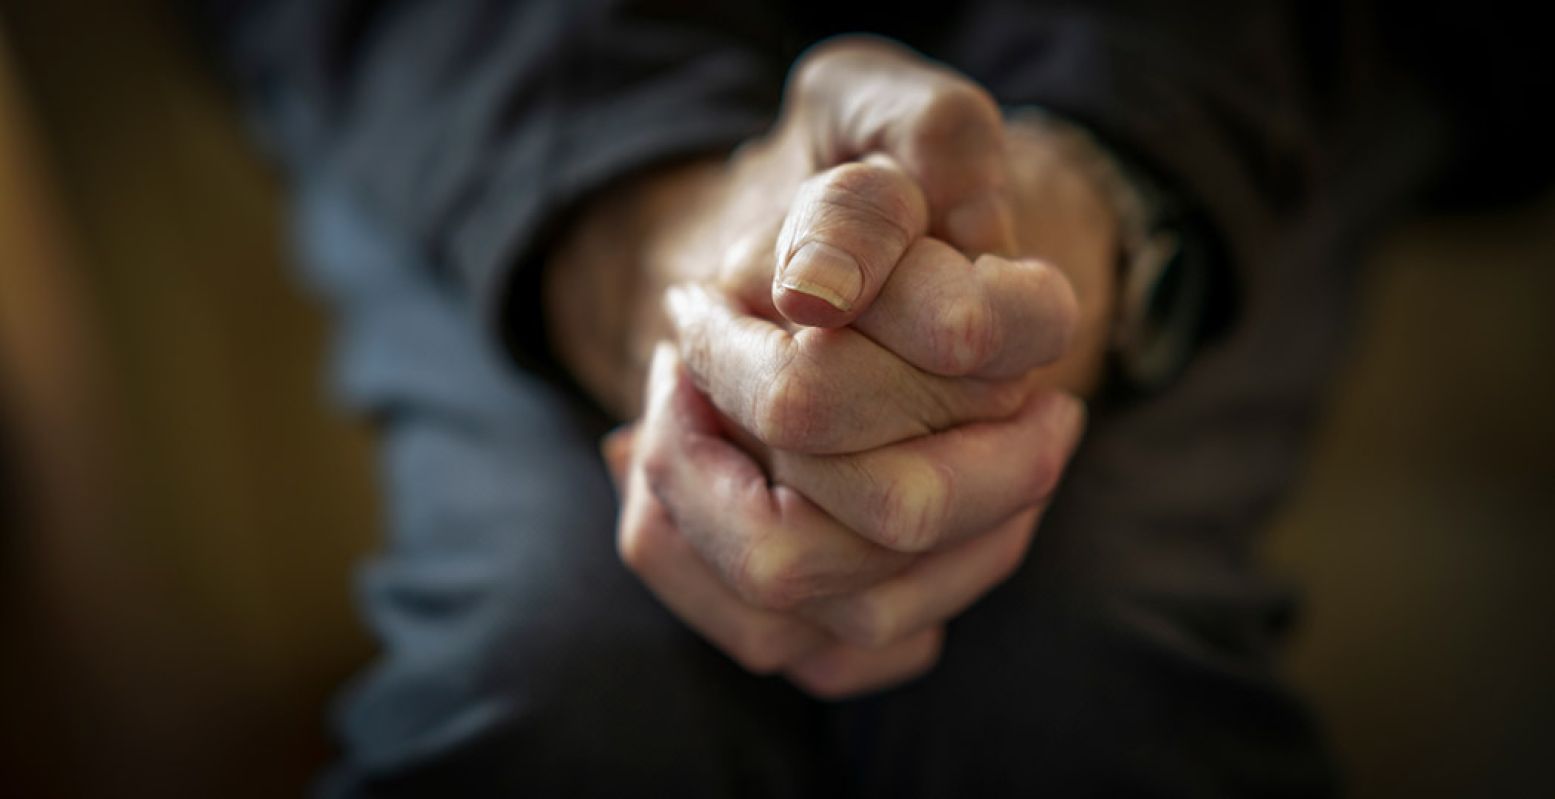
[780,241,862,312]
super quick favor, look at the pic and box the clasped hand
[553,38,1119,698]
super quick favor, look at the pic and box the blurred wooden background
[2,2,377,796]
[1,1,1550,796]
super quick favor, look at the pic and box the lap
[297,184,836,798]
[829,528,1336,797]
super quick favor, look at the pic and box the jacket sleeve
[941,2,1333,251]
[211,0,790,370]
[936,1,1446,338]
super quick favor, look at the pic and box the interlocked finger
[666,282,1029,454]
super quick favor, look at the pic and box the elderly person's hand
[548,38,1119,697]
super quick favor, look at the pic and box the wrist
[543,158,726,419]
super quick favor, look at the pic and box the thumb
[785,36,1016,256]
[771,153,928,327]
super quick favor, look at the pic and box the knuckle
[735,537,811,611]
[753,362,830,451]
[790,40,847,101]
[817,163,920,244]
[790,35,895,102]
[873,458,952,552]
[935,295,997,375]
[802,161,920,258]
[916,81,1001,139]
[639,443,676,495]
[677,317,716,380]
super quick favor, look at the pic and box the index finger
[665,282,1029,454]
[852,238,1082,379]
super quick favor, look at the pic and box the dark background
[2,1,1551,795]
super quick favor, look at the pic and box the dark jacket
[211,0,1550,372]
[209,1,1550,794]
